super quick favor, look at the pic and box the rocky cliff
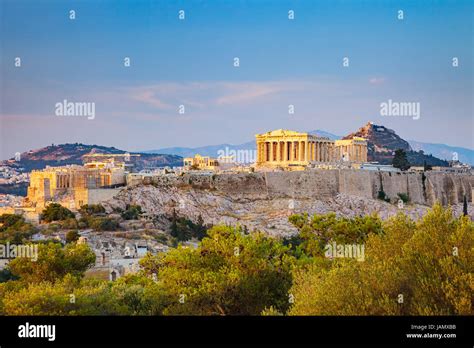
[102,170,473,236]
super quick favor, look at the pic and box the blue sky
[1,0,472,159]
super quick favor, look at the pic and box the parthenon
[255,129,367,169]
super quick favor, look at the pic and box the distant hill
[408,140,473,166]
[147,125,462,167]
[2,143,183,172]
[146,130,339,158]
[146,141,256,158]
[343,123,449,166]
[308,130,341,140]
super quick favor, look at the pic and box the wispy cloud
[125,81,300,110]
[369,77,385,85]
[214,82,286,105]
[130,90,174,110]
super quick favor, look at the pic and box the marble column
[270,142,274,162]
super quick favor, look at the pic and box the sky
[1,0,473,159]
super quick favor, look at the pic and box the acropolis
[255,129,367,169]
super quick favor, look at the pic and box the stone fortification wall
[135,170,473,206]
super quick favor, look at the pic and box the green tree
[80,216,120,231]
[169,211,209,241]
[79,204,106,216]
[423,160,432,171]
[392,149,410,171]
[8,242,96,283]
[287,212,383,257]
[0,214,36,243]
[41,203,75,222]
[121,204,142,220]
[65,230,80,244]
[140,225,295,315]
[288,205,473,315]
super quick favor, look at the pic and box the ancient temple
[255,129,367,169]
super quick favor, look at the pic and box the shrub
[397,193,409,203]
[0,214,36,243]
[377,190,390,202]
[288,205,473,315]
[121,205,142,220]
[79,216,120,231]
[41,203,75,222]
[65,230,80,243]
[79,204,106,216]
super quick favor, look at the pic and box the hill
[343,123,449,166]
[2,143,183,172]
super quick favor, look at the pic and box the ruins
[255,129,368,169]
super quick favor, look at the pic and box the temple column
[257,142,261,163]
[299,141,304,161]
[305,141,311,162]
[276,142,281,162]
[263,142,266,162]
[269,142,273,162]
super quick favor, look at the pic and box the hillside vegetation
[0,204,472,315]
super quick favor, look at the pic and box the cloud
[369,77,385,85]
[125,81,298,111]
[214,82,286,105]
[130,90,174,110]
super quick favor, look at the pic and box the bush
[121,205,142,220]
[79,204,106,216]
[169,211,209,241]
[140,225,295,315]
[8,242,96,283]
[288,205,473,315]
[65,230,80,243]
[377,190,390,202]
[41,203,75,222]
[0,214,36,243]
[287,212,383,258]
[86,217,120,231]
[397,193,409,203]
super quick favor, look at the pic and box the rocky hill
[2,143,183,172]
[103,170,473,236]
[343,122,449,166]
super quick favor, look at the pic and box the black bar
[0,316,472,346]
